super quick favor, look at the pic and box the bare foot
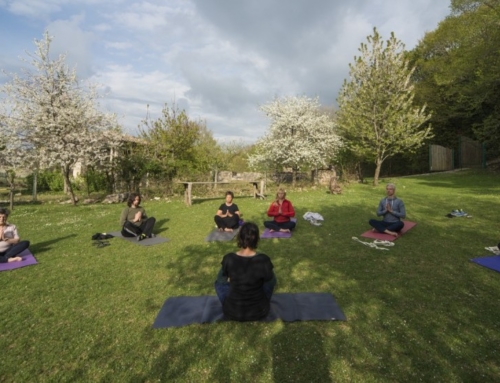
[279,229,291,233]
[269,229,275,232]
[8,257,22,263]
[224,228,233,232]
[371,228,377,232]
[218,228,224,232]
[384,230,398,237]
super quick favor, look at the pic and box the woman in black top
[214,191,241,232]
[214,222,277,321]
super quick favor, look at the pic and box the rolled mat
[0,249,37,272]
[153,292,346,328]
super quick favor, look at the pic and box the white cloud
[0,0,451,142]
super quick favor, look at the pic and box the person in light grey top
[368,183,406,237]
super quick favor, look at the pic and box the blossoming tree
[0,32,120,204]
[249,96,342,186]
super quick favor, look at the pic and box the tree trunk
[292,168,298,187]
[373,158,382,186]
[9,187,14,211]
[62,165,78,205]
[32,170,38,202]
[7,170,15,211]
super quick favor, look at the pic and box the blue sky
[0,0,451,142]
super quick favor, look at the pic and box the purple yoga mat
[261,229,292,239]
[360,220,417,242]
[0,249,37,272]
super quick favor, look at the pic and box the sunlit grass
[0,169,499,382]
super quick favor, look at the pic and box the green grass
[1,170,500,382]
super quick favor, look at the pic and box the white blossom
[0,32,121,204]
[249,96,342,179]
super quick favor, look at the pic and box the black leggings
[0,240,30,263]
[214,215,239,230]
[121,218,156,237]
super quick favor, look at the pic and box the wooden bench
[179,181,265,206]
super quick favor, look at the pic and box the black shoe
[137,234,147,241]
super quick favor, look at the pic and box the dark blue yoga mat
[471,255,500,273]
[153,292,346,328]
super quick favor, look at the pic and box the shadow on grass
[30,234,78,254]
[138,192,500,381]
[154,218,170,234]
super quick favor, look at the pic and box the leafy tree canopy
[336,28,432,185]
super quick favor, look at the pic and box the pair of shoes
[137,234,147,241]
[92,240,110,248]
[373,240,395,247]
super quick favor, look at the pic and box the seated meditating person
[214,191,240,232]
[368,183,406,237]
[120,193,156,241]
[264,188,296,233]
[214,222,277,321]
[0,207,30,263]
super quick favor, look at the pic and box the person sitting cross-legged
[0,208,30,263]
[368,183,406,237]
[264,188,296,233]
[120,193,156,241]
[214,191,241,232]
[214,222,277,321]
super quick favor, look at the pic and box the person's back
[221,252,273,321]
[214,222,276,322]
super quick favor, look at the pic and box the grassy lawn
[1,170,499,382]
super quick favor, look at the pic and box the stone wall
[217,171,264,182]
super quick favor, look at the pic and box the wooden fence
[459,136,485,168]
[429,145,454,172]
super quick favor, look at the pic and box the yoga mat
[471,255,500,273]
[205,228,240,242]
[360,221,417,241]
[0,249,37,272]
[261,229,292,239]
[108,231,169,246]
[153,292,346,328]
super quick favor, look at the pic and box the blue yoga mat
[153,292,346,328]
[471,255,500,273]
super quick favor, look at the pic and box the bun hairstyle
[237,222,259,249]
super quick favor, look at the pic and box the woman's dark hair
[225,191,234,199]
[127,193,141,207]
[0,207,9,217]
[237,222,259,249]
